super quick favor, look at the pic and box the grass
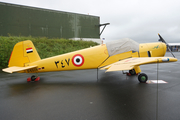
[0,36,99,69]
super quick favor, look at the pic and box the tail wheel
[31,75,37,81]
[129,69,136,75]
[138,73,148,83]
[27,75,40,82]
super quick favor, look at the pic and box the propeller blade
[158,33,176,58]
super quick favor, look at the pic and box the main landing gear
[138,73,148,83]
[126,69,148,83]
[27,75,40,82]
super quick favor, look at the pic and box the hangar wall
[0,2,100,39]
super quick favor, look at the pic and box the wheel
[129,69,136,75]
[138,73,148,83]
[31,75,36,81]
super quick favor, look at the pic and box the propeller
[158,33,175,58]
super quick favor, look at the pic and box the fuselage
[26,42,166,73]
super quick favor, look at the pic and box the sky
[1,0,180,43]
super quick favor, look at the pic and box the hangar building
[0,2,101,42]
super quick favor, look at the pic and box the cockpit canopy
[106,38,139,56]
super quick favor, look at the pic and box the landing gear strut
[138,73,148,83]
[27,75,40,82]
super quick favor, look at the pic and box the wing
[2,65,37,73]
[100,57,177,72]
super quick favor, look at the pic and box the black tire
[129,69,136,75]
[31,75,36,81]
[138,73,148,83]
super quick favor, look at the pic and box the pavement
[0,52,180,120]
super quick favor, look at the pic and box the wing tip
[2,65,38,73]
[2,68,13,73]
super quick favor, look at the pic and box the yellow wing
[2,65,37,73]
[101,57,177,72]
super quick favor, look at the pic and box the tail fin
[8,40,41,67]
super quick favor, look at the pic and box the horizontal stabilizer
[100,57,177,72]
[2,65,37,73]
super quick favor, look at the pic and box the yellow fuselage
[26,42,166,73]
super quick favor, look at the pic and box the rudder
[8,40,41,67]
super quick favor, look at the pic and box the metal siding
[0,2,100,39]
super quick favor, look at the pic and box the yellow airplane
[2,34,177,83]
